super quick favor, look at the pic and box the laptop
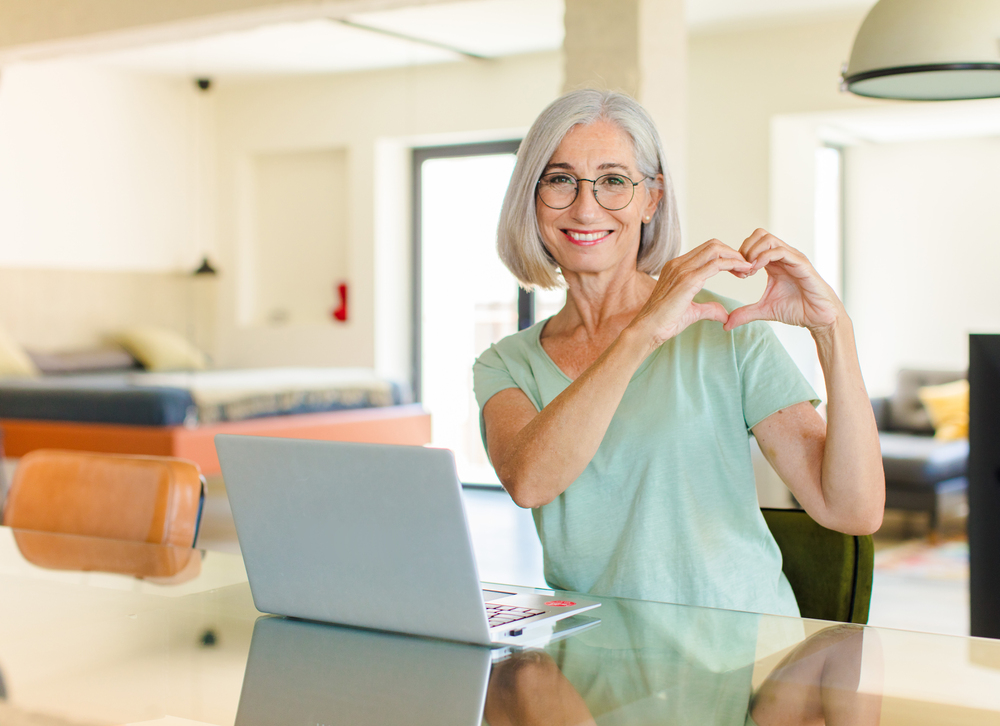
[214,435,599,647]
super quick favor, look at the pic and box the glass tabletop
[0,526,998,725]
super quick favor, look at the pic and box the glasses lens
[594,174,635,210]
[538,174,578,209]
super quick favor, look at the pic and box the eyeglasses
[536,172,649,211]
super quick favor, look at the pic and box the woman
[473,89,884,616]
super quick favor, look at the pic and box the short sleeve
[473,344,522,455]
[732,321,820,430]
[473,344,520,411]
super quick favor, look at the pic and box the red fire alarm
[332,282,348,322]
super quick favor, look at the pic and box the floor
[194,474,972,639]
[868,505,969,637]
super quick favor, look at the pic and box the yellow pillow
[116,326,208,372]
[917,379,969,441]
[0,325,39,378]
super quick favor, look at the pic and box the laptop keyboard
[487,604,546,628]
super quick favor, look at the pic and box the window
[814,145,844,301]
[413,141,521,485]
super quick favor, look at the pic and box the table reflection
[236,617,491,726]
[487,624,881,725]
[750,624,882,726]
[236,597,884,725]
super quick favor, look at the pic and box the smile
[563,229,611,245]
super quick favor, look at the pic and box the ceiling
[71,0,874,78]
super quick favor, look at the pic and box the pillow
[917,379,969,441]
[890,369,965,433]
[29,347,140,375]
[115,326,208,372]
[0,325,39,378]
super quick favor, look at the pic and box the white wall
[0,60,216,272]
[687,11,874,295]
[686,11,882,404]
[249,147,349,326]
[845,137,1000,395]
[212,51,562,374]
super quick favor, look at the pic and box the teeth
[567,230,607,242]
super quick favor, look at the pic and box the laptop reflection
[235,616,492,726]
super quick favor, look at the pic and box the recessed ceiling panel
[348,0,564,58]
[84,19,459,77]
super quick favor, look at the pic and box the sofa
[872,369,968,535]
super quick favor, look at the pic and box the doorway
[412,141,562,485]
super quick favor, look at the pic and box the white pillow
[0,325,39,378]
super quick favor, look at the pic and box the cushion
[878,431,968,486]
[115,326,208,372]
[28,347,139,375]
[888,369,965,433]
[0,326,39,378]
[918,379,969,441]
[761,508,873,624]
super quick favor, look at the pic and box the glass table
[0,526,997,725]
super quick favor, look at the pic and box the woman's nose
[569,180,603,219]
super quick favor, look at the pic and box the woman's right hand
[628,240,752,350]
[485,240,751,509]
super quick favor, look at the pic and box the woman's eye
[545,174,576,186]
[601,175,628,188]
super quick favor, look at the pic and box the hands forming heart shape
[636,229,845,347]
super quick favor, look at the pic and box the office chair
[0,428,8,519]
[12,529,202,583]
[2,449,205,548]
[762,508,874,624]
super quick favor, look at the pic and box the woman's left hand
[733,229,884,536]
[724,228,843,334]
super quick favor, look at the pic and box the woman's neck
[551,268,655,339]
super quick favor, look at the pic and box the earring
[644,216,651,223]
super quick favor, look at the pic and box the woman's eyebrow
[543,162,575,172]
[543,161,632,173]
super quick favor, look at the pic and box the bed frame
[0,404,431,477]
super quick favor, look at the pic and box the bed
[0,367,430,476]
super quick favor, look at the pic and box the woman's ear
[645,174,665,219]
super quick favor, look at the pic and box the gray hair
[497,89,680,289]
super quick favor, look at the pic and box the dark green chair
[761,508,874,624]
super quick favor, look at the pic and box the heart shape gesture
[632,230,843,350]
[724,229,843,335]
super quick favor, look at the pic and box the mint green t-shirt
[473,290,819,617]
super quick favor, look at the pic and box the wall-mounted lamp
[842,0,1000,100]
[192,257,218,276]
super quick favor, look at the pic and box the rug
[873,537,969,581]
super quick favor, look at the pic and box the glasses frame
[536,172,650,211]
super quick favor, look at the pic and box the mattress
[0,368,407,427]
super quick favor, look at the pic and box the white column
[562,0,687,226]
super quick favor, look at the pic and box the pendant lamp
[842,0,1000,100]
